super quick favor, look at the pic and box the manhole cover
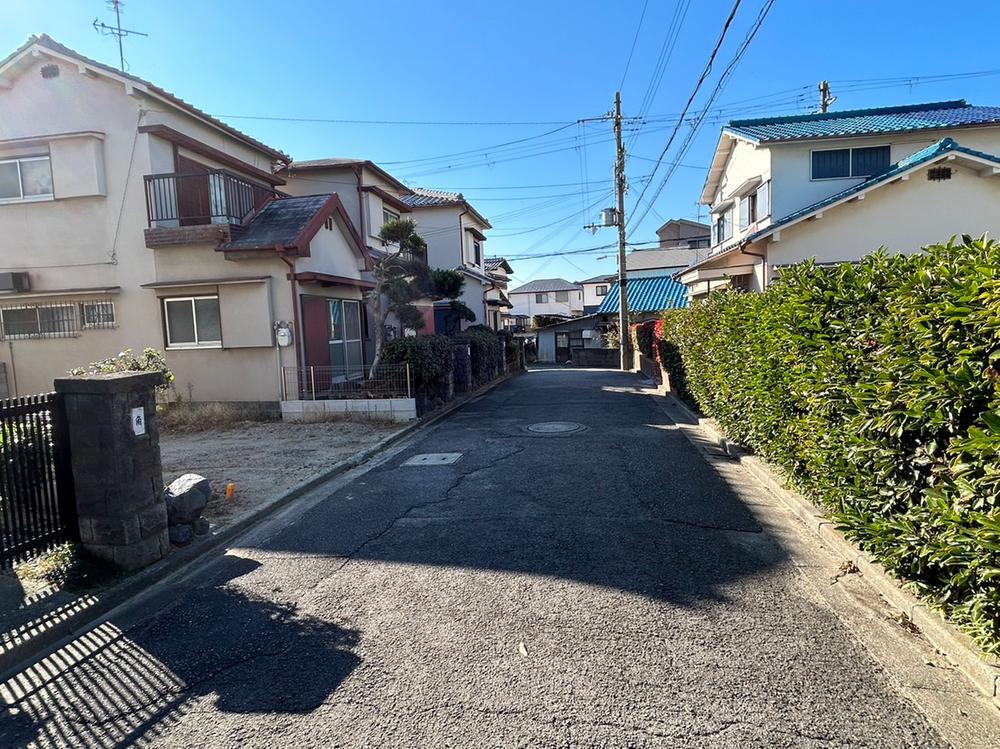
[524,421,586,435]
[402,452,463,466]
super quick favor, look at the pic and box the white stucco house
[508,279,584,324]
[483,257,514,330]
[400,188,493,334]
[679,100,1000,297]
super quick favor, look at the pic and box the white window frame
[535,292,549,304]
[163,295,222,349]
[80,300,117,328]
[0,155,54,204]
[0,303,76,339]
[382,207,399,226]
[595,285,609,297]
[555,290,569,303]
[810,144,891,181]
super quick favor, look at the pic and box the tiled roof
[400,187,465,208]
[484,257,513,272]
[509,278,581,294]
[579,274,616,284]
[596,275,689,314]
[7,35,290,162]
[221,195,332,251]
[725,100,1000,143]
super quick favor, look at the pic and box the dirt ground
[160,420,402,525]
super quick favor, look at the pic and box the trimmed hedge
[379,335,455,410]
[656,237,1000,652]
[455,326,504,387]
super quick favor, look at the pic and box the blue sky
[6,0,1000,286]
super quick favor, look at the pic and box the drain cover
[525,421,586,435]
[402,452,463,466]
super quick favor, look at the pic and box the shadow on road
[1,557,360,748]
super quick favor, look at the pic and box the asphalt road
[0,368,975,747]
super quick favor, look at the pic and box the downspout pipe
[739,243,768,291]
[279,251,304,369]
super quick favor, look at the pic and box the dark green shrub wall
[655,237,1000,652]
[379,335,455,409]
[455,326,504,387]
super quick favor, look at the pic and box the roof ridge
[728,100,969,128]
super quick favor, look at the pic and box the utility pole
[613,91,631,371]
[93,1,148,72]
[818,80,836,114]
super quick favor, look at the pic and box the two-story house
[579,274,616,315]
[0,35,373,403]
[508,279,584,324]
[400,188,493,334]
[280,158,433,349]
[679,100,1000,298]
[483,257,514,331]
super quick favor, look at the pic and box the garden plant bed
[160,419,402,524]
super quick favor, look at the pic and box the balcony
[143,170,278,248]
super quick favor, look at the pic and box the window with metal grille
[80,301,116,328]
[0,302,78,339]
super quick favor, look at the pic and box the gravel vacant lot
[160,420,401,525]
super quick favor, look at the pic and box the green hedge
[656,237,1000,652]
[454,326,504,387]
[379,335,455,410]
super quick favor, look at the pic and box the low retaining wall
[281,398,418,423]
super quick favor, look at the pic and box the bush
[655,237,1000,653]
[379,335,455,411]
[496,329,524,370]
[70,347,173,390]
[455,326,504,387]
[632,321,657,359]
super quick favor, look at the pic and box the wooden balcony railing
[144,169,278,227]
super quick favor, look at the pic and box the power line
[618,0,651,90]
[626,0,746,227]
[210,114,580,126]
[630,0,777,232]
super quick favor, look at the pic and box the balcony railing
[144,169,278,228]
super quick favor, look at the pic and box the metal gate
[0,393,77,568]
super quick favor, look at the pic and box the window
[382,208,399,226]
[80,301,116,328]
[0,156,54,203]
[756,180,770,220]
[329,299,364,372]
[472,240,482,266]
[596,285,609,296]
[535,292,548,303]
[812,146,890,179]
[555,290,569,303]
[739,193,756,230]
[0,304,75,339]
[713,208,733,245]
[164,296,221,348]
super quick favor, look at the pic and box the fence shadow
[1,557,360,748]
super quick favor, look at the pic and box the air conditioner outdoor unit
[0,272,30,292]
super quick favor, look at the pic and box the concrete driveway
[1,368,993,747]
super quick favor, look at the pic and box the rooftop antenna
[818,80,837,114]
[93,1,148,72]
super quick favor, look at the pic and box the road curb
[653,390,1000,707]
[0,369,521,682]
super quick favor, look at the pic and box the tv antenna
[93,1,148,72]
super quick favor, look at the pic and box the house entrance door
[555,332,570,363]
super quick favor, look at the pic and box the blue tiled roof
[596,275,689,314]
[749,137,1000,242]
[725,100,1000,143]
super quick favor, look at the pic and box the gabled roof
[724,100,1000,144]
[401,187,492,228]
[285,158,411,194]
[484,257,513,273]
[219,193,369,267]
[579,273,616,284]
[596,275,689,314]
[683,137,1000,276]
[509,278,581,295]
[1,35,289,163]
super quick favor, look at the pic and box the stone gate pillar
[53,372,169,570]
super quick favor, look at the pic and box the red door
[176,155,211,225]
[300,296,331,368]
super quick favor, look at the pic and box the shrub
[455,326,504,387]
[70,348,174,391]
[632,321,657,359]
[496,329,524,370]
[379,335,455,412]
[655,237,1000,652]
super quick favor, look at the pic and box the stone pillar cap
[54,371,165,395]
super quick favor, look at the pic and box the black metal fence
[0,393,77,568]
[144,169,277,227]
